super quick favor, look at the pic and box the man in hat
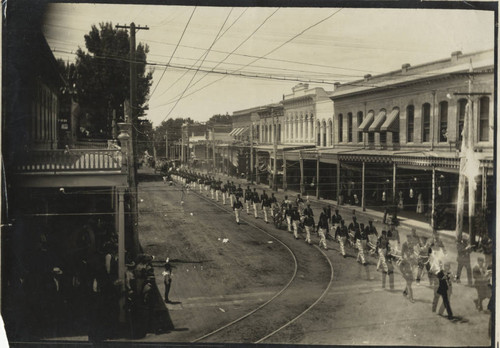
[163,259,173,304]
[233,197,243,225]
[303,210,315,245]
[348,215,360,247]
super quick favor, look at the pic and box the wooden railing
[15,149,124,173]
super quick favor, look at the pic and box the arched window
[406,105,414,143]
[422,103,431,142]
[347,112,353,142]
[457,99,467,142]
[322,120,327,146]
[327,119,333,146]
[357,111,363,142]
[479,97,490,141]
[316,121,321,146]
[439,101,448,142]
[338,114,343,143]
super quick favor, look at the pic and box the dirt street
[137,176,491,346]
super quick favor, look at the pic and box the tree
[59,22,153,139]
[152,118,194,157]
[207,113,231,125]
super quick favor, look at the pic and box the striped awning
[368,110,387,132]
[380,108,400,132]
[358,111,374,132]
[229,128,240,136]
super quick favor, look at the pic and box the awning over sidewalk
[380,108,399,132]
[229,128,240,136]
[368,110,387,132]
[358,111,374,132]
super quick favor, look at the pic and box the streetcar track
[177,180,335,344]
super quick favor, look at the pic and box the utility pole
[250,125,254,184]
[212,126,216,174]
[115,22,149,255]
[272,109,278,191]
[165,129,168,159]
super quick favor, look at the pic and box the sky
[42,4,495,127]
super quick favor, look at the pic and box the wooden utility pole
[250,125,254,183]
[115,22,149,255]
[212,126,216,174]
[272,109,278,191]
[165,129,168,159]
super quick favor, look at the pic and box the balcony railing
[15,149,124,173]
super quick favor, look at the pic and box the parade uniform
[303,214,315,245]
[233,199,243,224]
[285,204,293,232]
[221,182,227,205]
[331,211,342,234]
[355,227,368,265]
[291,208,301,239]
[210,180,216,200]
[236,185,243,202]
[377,232,390,272]
[244,187,252,215]
[316,212,329,250]
[270,194,278,218]
[261,192,271,223]
[335,222,348,257]
[348,218,360,247]
[215,180,221,202]
[252,190,261,218]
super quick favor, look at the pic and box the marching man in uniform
[244,186,252,215]
[252,188,261,219]
[335,219,348,258]
[316,207,329,250]
[291,206,301,239]
[303,209,315,245]
[221,180,227,205]
[355,222,368,265]
[261,190,271,223]
[233,197,243,225]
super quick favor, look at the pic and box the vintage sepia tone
[1,0,496,346]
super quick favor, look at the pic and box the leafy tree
[58,22,153,139]
[152,118,194,157]
[207,113,231,125]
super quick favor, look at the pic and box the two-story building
[329,49,494,231]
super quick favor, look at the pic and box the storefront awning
[235,127,249,136]
[358,111,374,132]
[368,110,387,132]
[380,108,399,132]
[229,128,240,136]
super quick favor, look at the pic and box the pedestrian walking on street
[233,197,243,225]
[438,263,454,316]
[244,186,252,214]
[261,190,271,223]
[252,188,261,219]
[335,219,348,257]
[434,268,453,319]
[316,207,329,250]
[303,212,315,245]
[376,230,390,273]
[456,235,472,286]
[163,258,173,303]
[472,257,491,311]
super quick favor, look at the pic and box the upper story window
[338,114,343,143]
[406,105,414,143]
[422,103,431,142]
[457,99,467,142]
[479,97,490,141]
[439,101,448,142]
[277,124,281,143]
[347,113,353,142]
[357,112,363,142]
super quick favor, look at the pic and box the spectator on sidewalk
[472,257,491,311]
[455,235,472,286]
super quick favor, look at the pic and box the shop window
[422,103,431,142]
[479,97,490,141]
[457,98,467,142]
[357,111,363,142]
[406,105,414,142]
[439,101,448,142]
[338,114,343,143]
[380,131,386,144]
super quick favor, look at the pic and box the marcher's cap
[52,267,63,274]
